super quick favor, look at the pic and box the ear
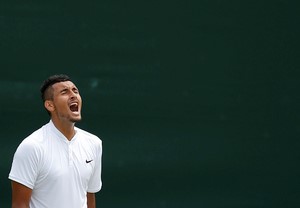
[44,100,55,112]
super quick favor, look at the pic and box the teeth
[69,103,79,112]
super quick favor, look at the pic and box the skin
[44,80,82,140]
[11,81,96,208]
[11,181,31,208]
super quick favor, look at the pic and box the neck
[51,117,76,140]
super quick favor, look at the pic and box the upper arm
[9,139,41,189]
[87,192,96,208]
[11,180,32,208]
[87,139,102,192]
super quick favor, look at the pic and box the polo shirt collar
[49,120,78,143]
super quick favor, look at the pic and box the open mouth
[69,103,79,112]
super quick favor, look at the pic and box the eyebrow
[59,88,69,93]
[59,86,78,93]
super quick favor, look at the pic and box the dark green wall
[1,1,300,207]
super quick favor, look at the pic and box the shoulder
[16,124,48,154]
[13,125,48,164]
[75,127,102,158]
[75,127,102,146]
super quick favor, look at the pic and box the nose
[70,91,78,99]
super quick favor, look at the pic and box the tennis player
[9,74,102,208]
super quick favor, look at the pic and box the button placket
[68,143,73,166]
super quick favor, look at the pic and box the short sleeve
[8,139,41,189]
[87,139,102,193]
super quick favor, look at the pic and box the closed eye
[72,88,79,94]
[60,89,68,94]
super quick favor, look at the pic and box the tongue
[70,105,78,112]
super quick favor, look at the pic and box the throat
[51,118,76,140]
[63,129,76,141]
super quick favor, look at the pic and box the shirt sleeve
[8,139,41,189]
[87,139,102,193]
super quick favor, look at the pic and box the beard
[55,109,82,124]
[70,116,82,123]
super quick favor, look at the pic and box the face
[46,81,82,123]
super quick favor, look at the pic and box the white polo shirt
[9,120,102,208]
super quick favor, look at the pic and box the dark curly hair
[40,74,71,102]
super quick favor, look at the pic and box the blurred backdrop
[1,1,300,207]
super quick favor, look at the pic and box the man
[9,74,102,208]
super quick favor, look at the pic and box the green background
[1,1,300,207]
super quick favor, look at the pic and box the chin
[70,116,82,123]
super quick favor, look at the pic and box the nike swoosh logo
[86,159,93,163]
